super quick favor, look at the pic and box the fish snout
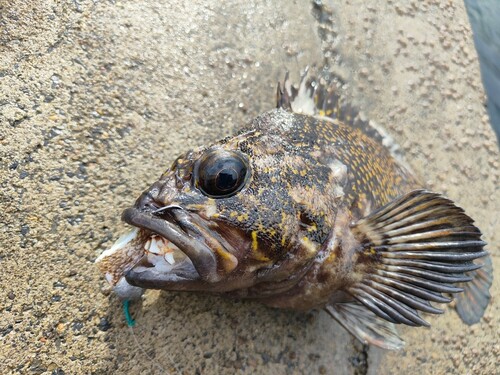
[134,181,165,213]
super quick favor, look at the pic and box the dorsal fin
[280,67,405,163]
[347,189,490,327]
[276,72,292,110]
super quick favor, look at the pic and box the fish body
[97,71,492,349]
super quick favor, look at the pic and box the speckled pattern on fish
[97,71,492,350]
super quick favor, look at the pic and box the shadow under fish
[96,68,493,350]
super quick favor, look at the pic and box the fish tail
[454,254,492,325]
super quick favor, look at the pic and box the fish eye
[195,150,248,198]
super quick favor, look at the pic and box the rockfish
[96,71,492,349]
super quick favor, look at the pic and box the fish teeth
[149,237,162,254]
[164,251,175,265]
[145,235,187,266]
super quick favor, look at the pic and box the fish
[96,69,493,349]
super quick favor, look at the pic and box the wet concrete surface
[1,0,498,374]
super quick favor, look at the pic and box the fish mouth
[122,206,233,290]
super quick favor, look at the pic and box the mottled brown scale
[142,109,418,309]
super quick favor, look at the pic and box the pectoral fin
[348,189,490,327]
[325,302,404,350]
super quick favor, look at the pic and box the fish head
[121,110,333,296]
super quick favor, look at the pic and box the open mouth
[121,207,223,289]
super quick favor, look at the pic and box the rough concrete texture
[0,0,498,374]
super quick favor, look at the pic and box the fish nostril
[135,191,162,212]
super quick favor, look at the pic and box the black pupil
[197,152,247,198]
[216,169,238,191]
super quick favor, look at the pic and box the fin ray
[377,206,471,232]
[356,284,428,326]
[385,220,479,238]
[381,258,482,273]
[352,289,398,323]
[382,265,473,283]
[380,250,488,261]
[325,302,405,350]
[285,67,407,163]
[348,190,490,327]
[367,273,452,303]
[365,280,444,314]
[386,229,481,244]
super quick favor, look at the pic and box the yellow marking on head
[307,223,317,232]
[253,253,271,261]
[204,198,218,218]
[251,231,259,251]
[187,204,207,210]
[215,248,238,272]
[237,213,249,222]
[230,211,238,218]
[300,236,318,255]
[250,231,271,261]
[326,252,336,262]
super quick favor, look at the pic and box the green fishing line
[123,300,136,327]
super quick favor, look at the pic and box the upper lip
[121,207,221,283]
